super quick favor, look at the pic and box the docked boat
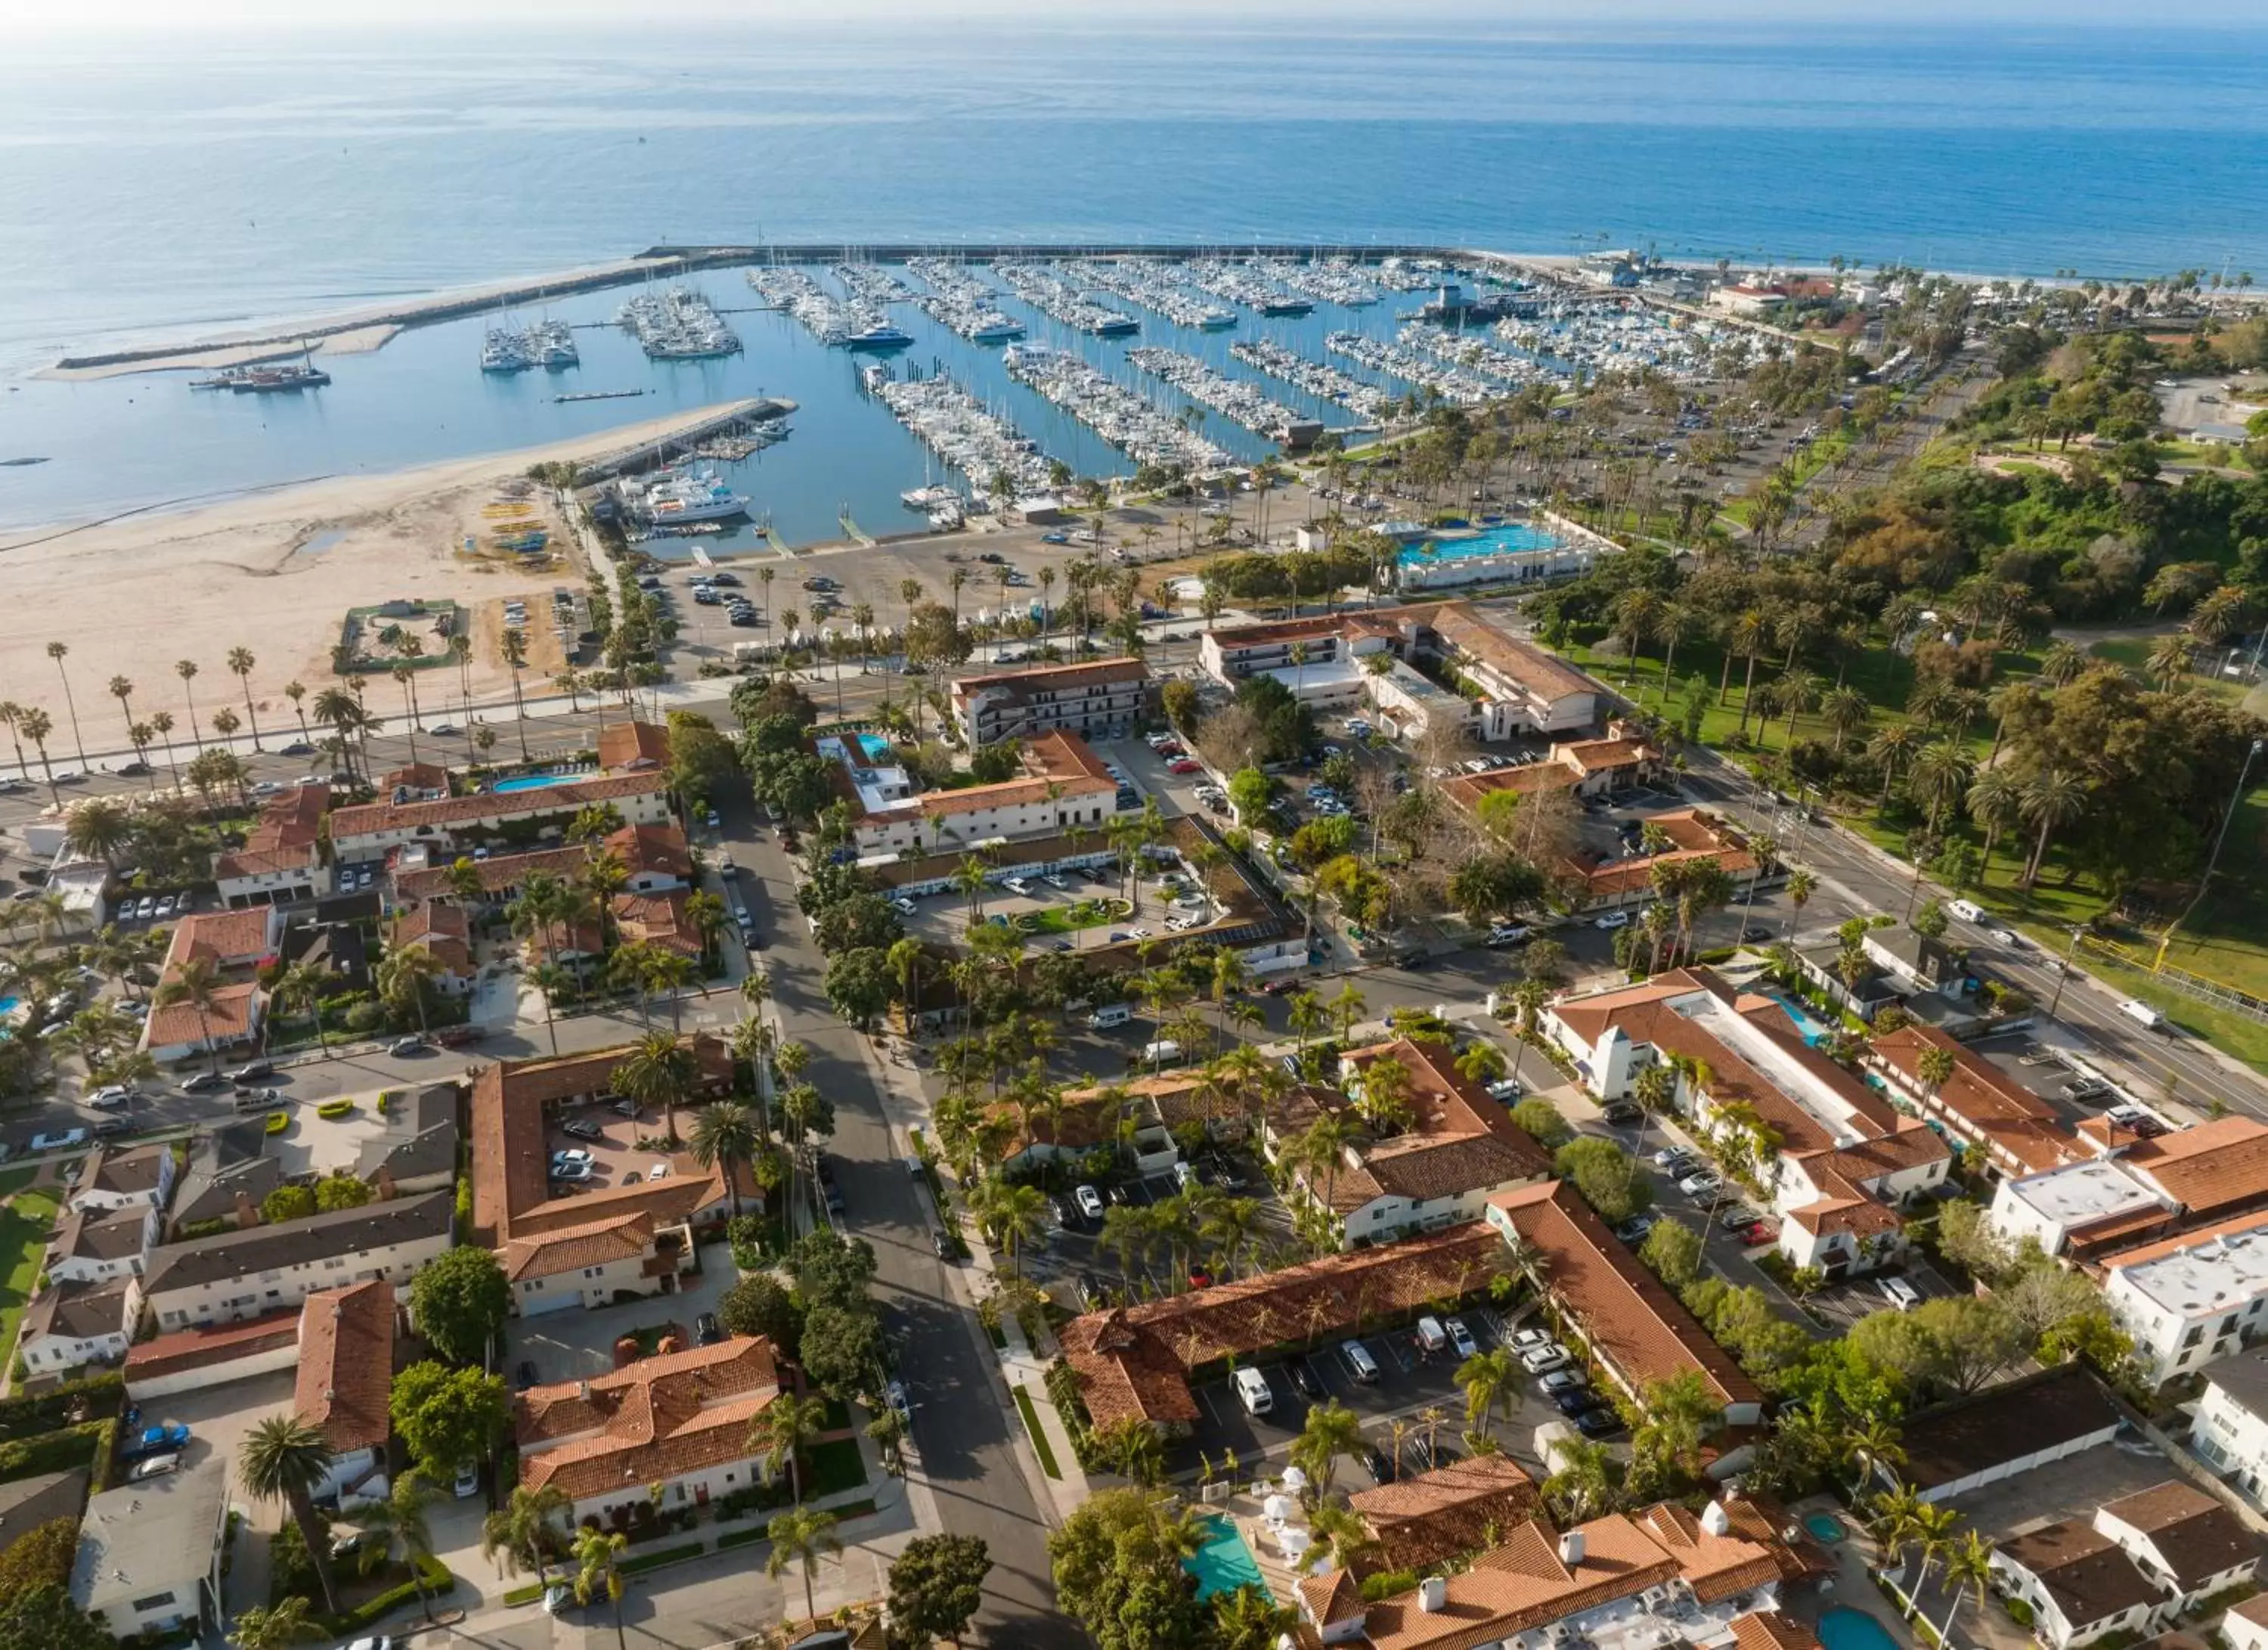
[902,483,960,510]
[623,468,751,525]
[191,361,331,392]
[845,323,915,352]
[481,327,533,373]
[531,319,580,368]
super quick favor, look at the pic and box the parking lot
[1029,1149,1300,1310]
[1161,1305,1600,1484]
[897,859,1226,956]
[544,1096,683,1200]
[504,1239,742,1388]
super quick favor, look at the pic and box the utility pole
[2158,737,2265,971]
[2047,924,2084,1021]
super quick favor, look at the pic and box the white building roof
[2110,1220,2268,1321]
[1666,987,1874,1149]
[2003,1158,2164,1233]
[72,1458,227,1620]
[1256,655,1366,699]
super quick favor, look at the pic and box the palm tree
[228,646,262,748]
[571,1525,630,1650]
[238,1415,342,1613]
[614,1029,699,1143]
[766,1506,843,1627]
[1306,1500,1380,1574]
[0,702,26,781]
[65,796,132,865]
[1455,1347,1517,1438]
[1907,1501,1963,1601]
[20,707,57,804]
[500,628,533,759]
[175,659,204,753]
[1289,1398,1364,1496]
[1933,1529,1996,1648]
[1870,724,1919,813]
[361,1468,444,1617]
[275,960,334,1059]
[2019,768,2088,888]
[683,1099,757,1217]
[45,641,87,768]
[2146,631,2194,689]
[1966,768,2022,875]
[227,1599,323,1650]
[751,1390,832,1507]
[1783,867,1817,938]
[1821,685,1871,752]
[1908,738,1974,834]
[1543,1436,1619,1522]
[974,1178,1049,1280]
[155,954,230,1076]
[2038,640,2087,687]
[481,1483,571,1590]
[107,675,135,757]
[377,947,442,1036]
[284,679,311,749]
[1845,1415,1907,1493]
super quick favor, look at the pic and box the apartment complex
[950,656,1151,747]
[1990,1115,2268,1264]
[835,729,1120,858]
[214,782,331,907]
[139,1189,454,1332]
[1991,1481,2258,1650]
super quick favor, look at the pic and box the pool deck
[1786,1494,1920,1649]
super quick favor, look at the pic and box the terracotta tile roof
[2226,1595,2268,1631]
[2124,1118,2268,1219]
[1868,1024,2078,1176]
[329,771,666,842]
[125,1309,299,1381]
[1442,762,1581,815]
[296,1280,395,1455]
[1789,1120,1950,1186]
[1424,606,1597,704]
[1560,737,1658,775]
[382,763,451,793]
[394,844,592,901]
[1999,1521,2164,1626]
[1732,1611,1823,1650]
[1716,1493,1837,1583]
[952,656,1148,701]
[145,979,260,1050]
[1359,1512,1695,1650]
[1563,810,1758,899]
[1329,1038,1553,1208]
[1059,1223,1514,1429]
[1349,1455,1538,1571]
[1487,1181,1761,1410]
[613,892,702,957]
[516,1335,780,1504]
[2099,1481,2260,1589]
[1200,616,1351,654]
[606,822,693,879]
[468,1040,738,1252]
[596,720,671,772]
[502,1210,657,1282]
[1297,1568,1363,1629]
[216,783,328,879]
[165,907,278,969]
[1632,1502,1783,1601]
[393,901,476,976]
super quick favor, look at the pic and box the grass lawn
[2088,637,2260,709]
[0,1168,36,1200]
[802,1436,867,1500]
[1018,898,1127,936]
[0,1188,63,1368]
[1012,1385,1062,1478]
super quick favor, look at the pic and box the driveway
[140,1370,297,1617]
[504,1240,742,1388]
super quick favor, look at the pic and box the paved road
[725,780,1082,1649]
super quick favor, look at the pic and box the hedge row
[320,1557,452,1633]
[0,1372,123,1441]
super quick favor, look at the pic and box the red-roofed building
[845,730,1119,857]
[1558,810,1761,913]
[612,891,702,958]
[950,657,1150,748]
[215,784,330,907]
[1867,1022,2084,1180]
[515,1336,781,1523]
[296,1281,396,1505]
[596,720,671,774]
[391,902,476,988]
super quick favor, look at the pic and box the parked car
[226,1060,274,1081]
[549,1160,593,1183]
[1594,910,1631,930]
[1445,1316,1479,1360]
[1285,1355,1323,1400]
[1074,1184,1105,1222]
[695,1312,724,1345]
[1361,1443,1395,1484]
[559,1119,603,1142]
[515,1360,539,1389]
[1518,1341,1570,1375]
[1538,1369,1586,1396]
[454,1462,481,1500]
[1678,1171,1723,1199]
[389,1037,427,1056]
[1574,1404,1627,1438]
[1600,1101,1643,1127]
[129,1422,191,1458]
[127,1453,181,1482]
[181,1070,230,1094]
[931,1229,955,1261]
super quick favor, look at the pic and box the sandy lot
[0,403,748,753]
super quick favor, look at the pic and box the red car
[1733,1218,1775,1245]
[1167,758,1202,775]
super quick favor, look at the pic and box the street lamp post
[2158,737,2266,971]
[2047,923,2084,1021]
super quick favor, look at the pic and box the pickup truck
[125,1422,191,1459]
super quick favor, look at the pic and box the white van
[1876,1276,1921,1312]
[1414,1317,1448,1357]
[1947,899,1985,923]
[1142,1039,1184,1065]
[1235,1366,1274,1416]
[1087,1003,1133,1030]
[2119,999,2166,1031]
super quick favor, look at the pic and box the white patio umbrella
[1278,1525,1313,1565]
[1280,1464,1309,1493]
[1263,1493,1296,1525]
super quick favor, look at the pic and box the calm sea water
[2,19,2264,532]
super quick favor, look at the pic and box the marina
[902,257,1027,344]
[1003,343,1228,472]
[1253,255,1382,308]
[993,262,1143,338]
[615,287,742,359]
[871,368,1058,509]
[1325,327,1499,405]
[1074,259,1238,331]
[1125,346,1320,445]
[1183,257,1313,316]
[1228,337,1395,420]
[1398,321,1541,389]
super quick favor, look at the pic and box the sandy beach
[0,402,756,758]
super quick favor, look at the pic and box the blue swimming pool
[492,772,575,794]
[1401,521,1565,569]
[1819,1608,1901,1650]
[1185,1514,1266,1601]
[1761,987,1836,1047]
[857,734,894,763]
[1805,1512,1848,1543]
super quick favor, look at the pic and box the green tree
[237,1415,342,1614]
[1510,1097,1573,1150]
[225,1599,321,1650]
[358,1469,444,1620]
[409,1245,511,1367]
[389,1361,510,1476]
[798,1303,885,1402]
[481,1483,571,1590]
[766,1506,843,1628]
[1640,1217,1705,1292]
[1455,1347,1517,1438]
[571,1525,629,1650]
[750,1391,833,1507]
[686,1099,759,1220]
[1048,1489,1211,1650]
[886,1533,992,1650]
[1289,1399,1364,1496]
[0,1589,114,1650]
[1553,1137,1652,1224]
[717,1273,804,1354]
[824,945,895,1028]
[261,1183,317,1223]
[612,1029,698,1145]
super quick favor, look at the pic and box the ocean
[2,18,2265,532]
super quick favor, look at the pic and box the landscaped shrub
[1362,1568,1422,1602]
[0,1372,122,1441]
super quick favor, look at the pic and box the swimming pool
[856,734,894,763]
[1805,1512,1848,1543]
[492,772,576,794]
[1818,1608,1901,1650]
[1401,520,1565,569]
[1185,1514,1266,1601]
[1761,987,1836,1047]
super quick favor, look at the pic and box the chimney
[1418,1577,1448,1614]
[578,1379,591,1402]
[375,1166,398,1202]
[234,1192,260,1230]
[1559,1530,1587,1567]
[1701,1500,1732,1537]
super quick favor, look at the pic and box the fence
[2078,934,2268,1028]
